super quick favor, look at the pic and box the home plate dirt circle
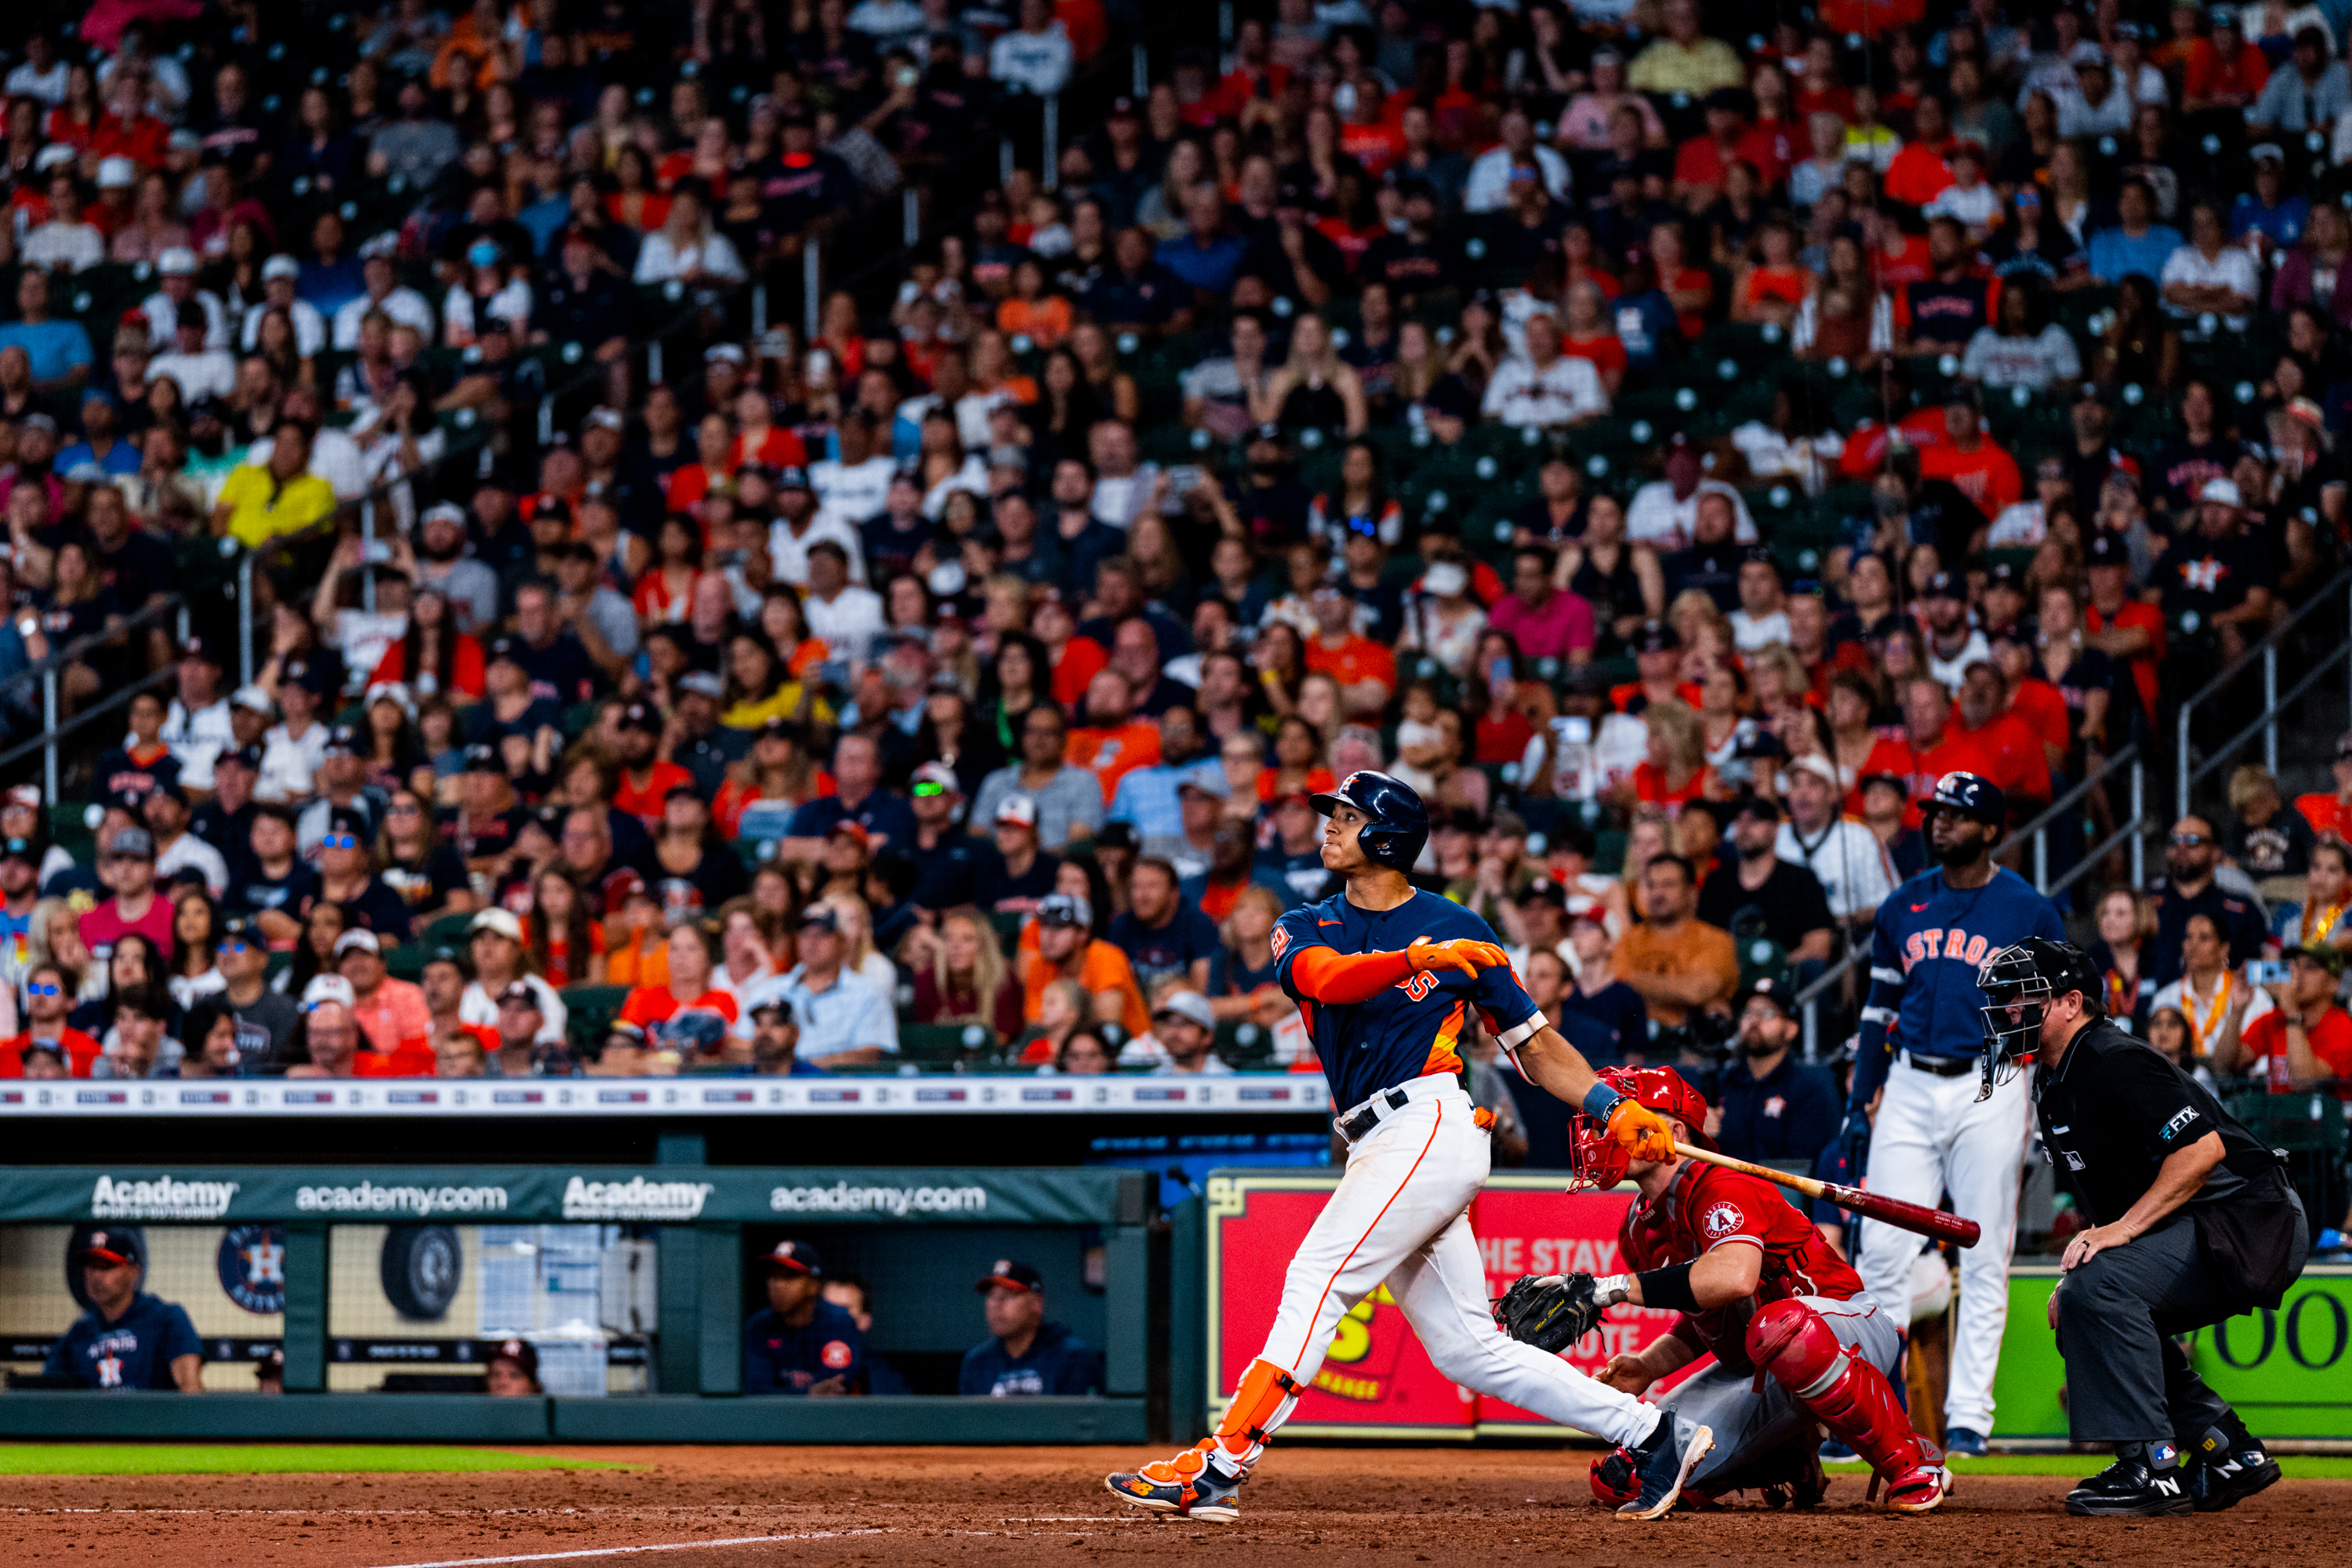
[5,1445,2347,1567]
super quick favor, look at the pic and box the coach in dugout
[44,1230,202,1392]
[742,1239,862,1396]
[1977,938,2306,1518]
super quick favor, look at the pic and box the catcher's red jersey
[1619,1162,1867,1364]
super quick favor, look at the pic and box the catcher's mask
[1564,1065,1714,1191]
[1973,938,2098,1103]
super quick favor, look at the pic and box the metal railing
[0,595,193,799]
[2177,563,2352,812]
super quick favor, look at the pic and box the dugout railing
[0,1163,1152,1443]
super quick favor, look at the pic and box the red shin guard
[1745,1300,1924,1477]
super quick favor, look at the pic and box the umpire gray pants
[1662,1294,1901,1487]
[2054,1198,2309,1446]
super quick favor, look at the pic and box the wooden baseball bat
[1674,1141,1983,1249]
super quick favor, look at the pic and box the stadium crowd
[0,0,2347,1243]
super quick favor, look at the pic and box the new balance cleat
[1614,1412,1716,1520]
[1105,1441,1243,1523]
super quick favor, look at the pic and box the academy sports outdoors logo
[1702,1202,1746,1239]
[563,1176,716,1221]
[770,1181,989,1217]
[91,1174,240,1219]
[294,1181,510,1215]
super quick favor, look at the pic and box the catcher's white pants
[1248,1078,1658,1451]
[1854,1056,2031,1436]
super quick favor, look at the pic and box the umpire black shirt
[2032,1016,2265,1227]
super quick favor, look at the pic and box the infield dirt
[5,1444,2346,1568]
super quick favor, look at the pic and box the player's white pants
[1855,1056,2031,1436]
[1248,1078,1658,1454]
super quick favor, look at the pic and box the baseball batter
[1496,1067,1949,1515]
[1105,771,1711,1522]
[1844,771,2063,1454]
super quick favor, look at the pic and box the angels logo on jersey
[1701,1202,1746,1239]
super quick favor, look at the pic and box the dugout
[0,1163,1153,1444]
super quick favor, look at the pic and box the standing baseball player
[1843,771,2063,1454]
[1495,1067,1950,1515]
[1105,771,1708,1522]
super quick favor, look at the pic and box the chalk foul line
[354,1528,889,1568]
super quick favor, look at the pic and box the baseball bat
[1673,1141,1983,1249]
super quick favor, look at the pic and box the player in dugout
[742,1239,862,1396]
[960,1258,1103,1396]
[44,1229,203,1392]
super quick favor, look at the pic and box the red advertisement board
[1204,1171,1709,1439]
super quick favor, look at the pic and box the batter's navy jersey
[1272,889,1542,1109]
[43,1292,201,1389]
[1853,865,2064,1103]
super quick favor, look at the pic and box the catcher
[1497,1065,1951,1515]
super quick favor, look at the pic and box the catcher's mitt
[1493,1272,1605,1354]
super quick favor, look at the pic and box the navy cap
[764,1239,824,1276]
[1922,570,1962,599]
[325,805,370,837]
[1633,619,1681,654]
[975,1258,1044,1294]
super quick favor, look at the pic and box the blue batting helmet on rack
[1310,770,1430,870]
[1923,770,2005,826]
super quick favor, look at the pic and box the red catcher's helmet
[1564,1066,1715,1191]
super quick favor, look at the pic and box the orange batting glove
[1406,937,1509,981]
[1606,1098,1679,1163]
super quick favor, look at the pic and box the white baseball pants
[1248,1078,1659,1450]
[1855,1056,2031,1436]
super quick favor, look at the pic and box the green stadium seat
[900,1022,993,1063]
[1215,1018,1275,1069]
[561,983,631,1049]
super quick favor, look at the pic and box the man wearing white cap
[332,234,437,350]
[139,247,229,350]
[241,256,327,358]
[2165,476,2275,661]
[1775,756,1897,935]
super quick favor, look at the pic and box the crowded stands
[2,0,2350,1249]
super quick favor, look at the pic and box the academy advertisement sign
[0,1167,1134,1226]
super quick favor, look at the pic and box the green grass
[1819,1453,2352,1479]
[0,1444,630,1476]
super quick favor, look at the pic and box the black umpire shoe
[2189,1442,2282,1513]
[2065,1452,2195,1517]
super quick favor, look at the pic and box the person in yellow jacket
[212,421,338,549]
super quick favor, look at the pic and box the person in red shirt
[1866,209,1934,290]
[2294,733,2352,843]
[2223,943,2352,1095]
[1991,631,2071,775]
[0,964,103,1077]
[1917,393,2021,519]
[1551,1067,1948,1516]
[609,702,695,829]
[1338,80,1404,177]
[1950,662,2053,809]
[1880,93,1958,207]
[620,924,742,1062]
[1301,586,1396,718]
[80,827,176,962]
[1610,620,1704,715]
[2184,10,2270,111]
[2082,533,2165,720]
[1670,89,1755,208]
[1860,677,1996,827]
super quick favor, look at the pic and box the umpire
[1976,938,2308,1518]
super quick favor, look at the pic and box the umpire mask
[1973,938,2098,1103]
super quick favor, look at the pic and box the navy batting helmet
[1922,770,2005,827]
[1310,770,1429,869]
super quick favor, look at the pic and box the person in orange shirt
[337,929,434,1066]
[1066,670,1163,806]
[1860,677,1999,827]
[1879,93,1957,207]
[996,258,1073,349]
[431,0,506,92]
[610,702,695,828]
[1301,585,1396,720]
[2295,733,2352,843]
[1917,391,2020,520]
[1949,662,2052,810]
[1018,892,1149,1037]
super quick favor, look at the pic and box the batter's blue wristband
[1581,1083,1623,1122]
